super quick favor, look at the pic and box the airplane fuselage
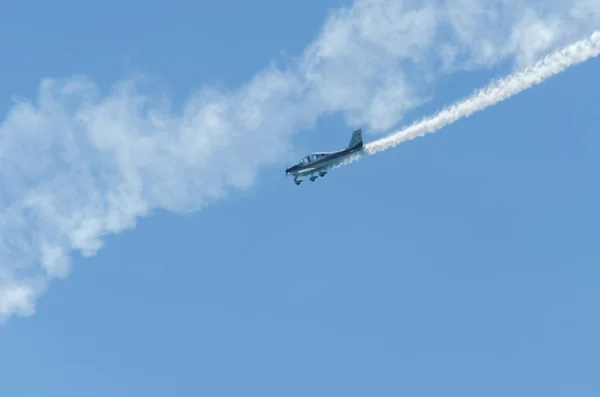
[285,129,364,185]
[285,146,363,176]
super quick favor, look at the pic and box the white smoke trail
[341,30,600,163]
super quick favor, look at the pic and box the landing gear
[291,171,325,185]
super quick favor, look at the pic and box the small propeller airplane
[285,129,364,185]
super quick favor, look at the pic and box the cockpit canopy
[299,152,330,164]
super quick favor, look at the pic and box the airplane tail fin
[347,129,363,149]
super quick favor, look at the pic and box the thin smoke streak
[337,30,600,167]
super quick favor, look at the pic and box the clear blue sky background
[1,1,599,396]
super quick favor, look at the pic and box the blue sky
[1,0,599,396]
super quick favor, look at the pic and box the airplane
[285,128,364,185]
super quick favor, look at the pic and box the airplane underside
[294,170,328,185]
